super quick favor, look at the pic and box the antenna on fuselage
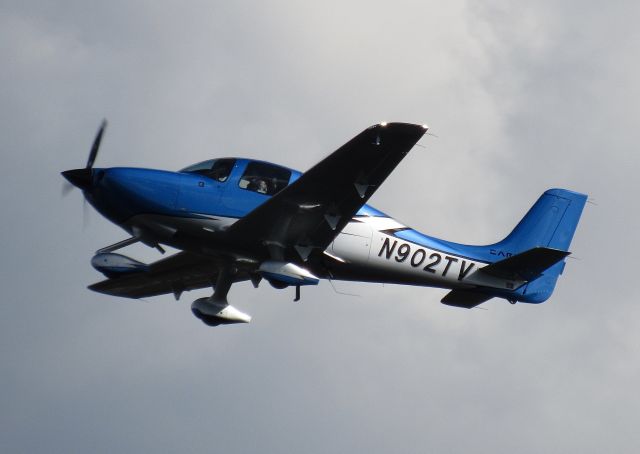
[327,278,361,298]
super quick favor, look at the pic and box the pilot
[257,179,268,194]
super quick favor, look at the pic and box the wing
[88,251,249,299]
[225,122,427,260]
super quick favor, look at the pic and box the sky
[1,1,639,452]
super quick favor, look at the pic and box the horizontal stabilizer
[479,247,570,281]
[441,290,493,309]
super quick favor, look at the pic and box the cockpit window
[208,159,235,182]
[180,158,236,182]
[181,159,214,173]
[239,161,291,196]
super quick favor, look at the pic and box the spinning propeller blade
[61,119,108,191]
[86,119,107,169]
[62,181,75,197]
[62,119,108,229]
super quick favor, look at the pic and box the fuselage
[82,157,533,301]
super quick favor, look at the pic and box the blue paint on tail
[493,189,588,253]
[501,189,588,303]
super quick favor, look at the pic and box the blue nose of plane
[82,167,184,223]
[63,166,186,225]
[99,168,181,205]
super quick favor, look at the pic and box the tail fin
[494,188,588,303]
[495,189,588,253]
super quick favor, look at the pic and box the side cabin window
[180,158,236,182]
[239,161,291,196]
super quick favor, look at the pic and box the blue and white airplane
[63,121,587,327]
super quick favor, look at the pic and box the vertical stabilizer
[494,189,587,303]
[494,189,587,254]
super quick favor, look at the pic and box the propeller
[61,180,75,197]
[62,119,107,192]
[62,120,108,228]
[86,119,107,169]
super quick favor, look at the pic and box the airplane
[62,121,588,327]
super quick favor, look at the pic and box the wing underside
[88,251,248,299]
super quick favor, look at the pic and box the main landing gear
[191,266,251,327]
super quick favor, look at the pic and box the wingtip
[371,122,429,136]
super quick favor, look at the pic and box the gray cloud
[1,1,639,453]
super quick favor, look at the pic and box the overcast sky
[2,1,639,453]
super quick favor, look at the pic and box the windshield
[180,158,236,182]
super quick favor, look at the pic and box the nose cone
[62,168,92,191]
